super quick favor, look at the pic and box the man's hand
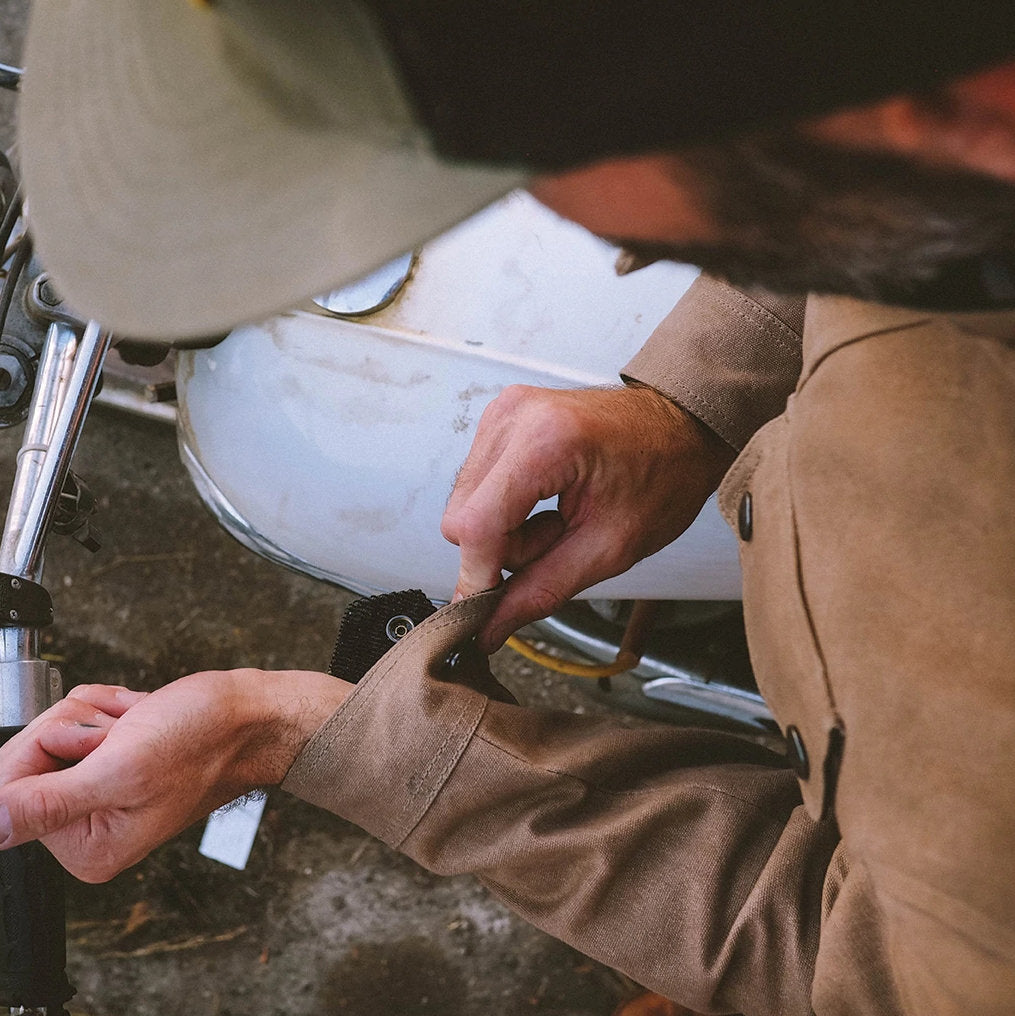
[442,384,735,652]
[0,670,349,883]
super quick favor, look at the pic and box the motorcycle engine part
[0,334,36,426]
[506,633,638,679]
[506,599,660,680]
[328,588,437,683]
[51,472,101,553]
[534,600,776,733]
[115,339,170,367]
[0,574,53,629]
[24,274,83,335]
[0,166,45,431]
[0,62,21,92]
[0,658,62,731]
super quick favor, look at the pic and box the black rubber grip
[0,727,74,1009]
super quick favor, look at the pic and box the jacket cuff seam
[711,292,803,356]
[394,696,487,847]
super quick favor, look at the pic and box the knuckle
[482,385,540,428]
[66,683,122,704]
[525,582,568,621]
[71,855,119,885]
[439,514,461,544]
[495,384,531,410]
[20,785,70,835]
[452,505,497,548]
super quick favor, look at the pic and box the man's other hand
[0,671,349,882]
[442,384,735,653]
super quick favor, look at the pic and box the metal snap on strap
[385,614,416,642]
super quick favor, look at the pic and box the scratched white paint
[177,191,741,600]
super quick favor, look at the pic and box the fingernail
[451,590,464,603]
[115,689,148,706]
[0,803,13,846]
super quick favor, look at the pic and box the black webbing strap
[0,573,53,628]
[329,589,437,683]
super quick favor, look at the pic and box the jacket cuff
[281,587,503,848]
[622,274,805,451]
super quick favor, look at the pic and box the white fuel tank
[176,191,742,600]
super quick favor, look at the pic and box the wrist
[624,381,736,488]
[223,669,352,788]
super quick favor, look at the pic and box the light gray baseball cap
[19,1,526,340]
[22,1,1015,339]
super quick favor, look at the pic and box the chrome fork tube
[0,323,106,1014]
[1,321,109,581]
[0,320,110,724]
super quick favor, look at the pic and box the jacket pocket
[719,409,844,820]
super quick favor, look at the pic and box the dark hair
[619,129,1015,309]
[368,1,1015,170]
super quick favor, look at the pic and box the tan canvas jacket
[284,276,1015,1015]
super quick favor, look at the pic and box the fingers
[35,714,112,763]
[451,505,568,601]
[446,476,554,598]
[475,528,632,653]
[15,685,143,743]
[445,386,575,597]
[0,766,107,851]
[501,510,567,573]
[65,683,148,718]
[0,686,147,806]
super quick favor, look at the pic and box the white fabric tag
[198,794,267,870]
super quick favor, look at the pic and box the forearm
[0,668,351,883]
[409,705,837,1016]
[284,591,839,1016]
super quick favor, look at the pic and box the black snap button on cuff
[786,724,809,780]
[738,491,753,541]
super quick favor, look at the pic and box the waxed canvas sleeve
[282,588,840,1016]
[622,274,805,451]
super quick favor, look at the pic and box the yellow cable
[505,634,639,679]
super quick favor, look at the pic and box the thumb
[0,770,104,849]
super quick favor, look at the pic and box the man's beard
[618,129,1015,310]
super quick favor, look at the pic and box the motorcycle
[0,63,770,1011]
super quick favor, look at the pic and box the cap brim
[19,1,526,340]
